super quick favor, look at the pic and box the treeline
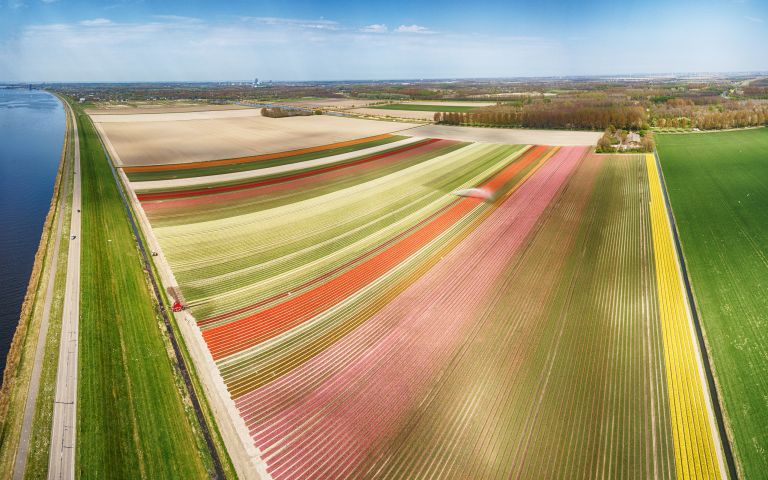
[652,103,768,129]
[261,107,316,118]
[434,104,647,130]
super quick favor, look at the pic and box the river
[0,88,65,382]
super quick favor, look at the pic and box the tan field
[85,104,251,115]
[349,108,437,121]
[91,110,419,166]
[404,124,602,146]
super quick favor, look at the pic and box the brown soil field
[91,112,418,166]
[404,124,602,146]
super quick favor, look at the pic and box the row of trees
[434,104,647,131]
[653,106,768,130]
[261,107,316,118]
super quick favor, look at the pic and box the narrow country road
[11,97,72,480]
[47,101,81,480]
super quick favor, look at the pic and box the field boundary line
[652,150,739,480]
[91,117,268,480]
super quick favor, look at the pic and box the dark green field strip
[658,128,768,478]
[73,104,213,478]
[147,142,469,227]
[127,135,407,182]
[370,103,482,113]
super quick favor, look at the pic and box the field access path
[47,101,81,480]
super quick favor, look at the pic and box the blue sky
[1,0,766,81]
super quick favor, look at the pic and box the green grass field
[73,102,221,478]
[657,128,768,478]
[370,103,482,113]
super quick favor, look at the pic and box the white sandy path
[404,124,602,146]
[90,113,419,167]
[131,136,425,191]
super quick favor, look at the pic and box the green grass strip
[72,102,215,478]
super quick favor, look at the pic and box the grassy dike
[0,95,71,478]
[23,98,75,479]
[70,99,232,478]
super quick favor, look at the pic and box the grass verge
[70,99,218,478]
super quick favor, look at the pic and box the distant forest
[51,75,768,131]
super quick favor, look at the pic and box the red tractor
[172,300,184,312]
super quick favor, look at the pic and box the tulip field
[123,131,728,478]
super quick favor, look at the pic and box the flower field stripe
[234,146,586,479]
[123,132,397,174]
[136,138,442,201]
[645,154,726,479]
[142,140,470,229]
[196,199,457,328]
[132,136,425,191]
[216,147,557,396]
[158,142,517,321]
[168,145,522,319]
[345,153,672,479]
[202,145,551,360]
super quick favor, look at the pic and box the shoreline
[0,91,69,474]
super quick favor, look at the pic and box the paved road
[47,102,81,480]
[11,99,73,480]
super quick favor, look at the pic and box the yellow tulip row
[645,154,724,479]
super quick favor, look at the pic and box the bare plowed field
[90,111,418,166]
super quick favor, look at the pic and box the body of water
[0,88,65,381]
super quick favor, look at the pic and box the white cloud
[80,18,113,27]
[396,24,433,34]
[360,24,387,33]
[744,16,763,23]
[241,16,339,30]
